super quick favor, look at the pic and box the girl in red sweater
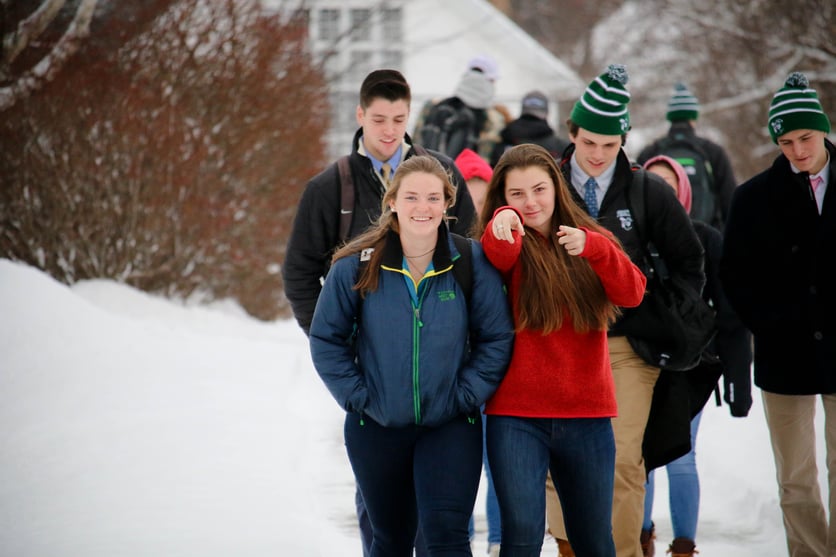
[478,144,646,557]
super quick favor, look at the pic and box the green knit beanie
[768,72,831,143]
[666,82,699,122]
[570,64,631,136]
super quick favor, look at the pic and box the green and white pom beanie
[768,72,830,143]
[570,64,631,136]
[666,82,699,122]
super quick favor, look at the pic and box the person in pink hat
[639,155,752,557]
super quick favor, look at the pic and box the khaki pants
[546,336,659,557]
[762,391,836,557]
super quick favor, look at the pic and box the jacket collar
[380,224,458,272]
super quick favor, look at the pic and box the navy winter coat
[721,140,836,395]
[309,227,514,428]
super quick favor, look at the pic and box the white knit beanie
[454,70,494,110]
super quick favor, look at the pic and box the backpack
[418,98,477,159]
[623,168,717,371]
[335,150,473,305]
[653,134,716,224]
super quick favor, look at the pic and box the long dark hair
[479,144,620,333]
[332,155,456,296]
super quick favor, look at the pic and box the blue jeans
[642,411,702,540]
[487,415,616,557]
[346,413,482,557]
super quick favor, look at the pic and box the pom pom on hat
[666,82,700,122]
[455,70,495,110]
[570,64,632,136]
[455,148,493,183]
[768,71,830,143]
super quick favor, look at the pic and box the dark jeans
[346,413,482,557]
[358,488,429,557]
[487,415,616,557]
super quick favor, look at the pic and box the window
[350,50,374,85]
[350,9,371,42]
[381,8,402,42]
[318,9,339,42]
[380,50,403,70]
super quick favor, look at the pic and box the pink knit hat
[455,148,493,182]
[643,155,692,214]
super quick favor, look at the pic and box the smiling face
[503,166,556,236]
[389,171,447,241]
[776,129,828,175]
[357,98,409,162]
[570,127,622,177]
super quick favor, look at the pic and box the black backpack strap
[627,164,647,245]
[450,234,473,305]
[337,156,353,242]
[626,166,659,278]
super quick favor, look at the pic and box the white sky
[0,258,821,556]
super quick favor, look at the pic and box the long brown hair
[479,143,620,333]
[332,155,456,296]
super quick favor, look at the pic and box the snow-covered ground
[0,258,822,556]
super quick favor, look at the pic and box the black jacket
[643,220,754,472]
[561,145,705,336]
[489,115,571,167]
[637,121,738,230]
[282,130,477,334]
[721,139,836,395]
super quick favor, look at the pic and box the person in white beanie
[417,68,495,160]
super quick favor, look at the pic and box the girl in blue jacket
[310,155,514,557]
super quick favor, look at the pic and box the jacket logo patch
[437,291,457,302]
[616,209,634,231]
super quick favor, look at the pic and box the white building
[269,0,584,158]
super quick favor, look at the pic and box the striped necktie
[381,163,392,188]
[584,177,599,218]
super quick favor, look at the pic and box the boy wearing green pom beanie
[721,72,835,557]
[637,82,739,231]
[545,65,706,557]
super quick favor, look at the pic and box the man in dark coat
[283,69,476,336]
[637,82,738,230]
[489,90,571,167]
[721,72,835,557]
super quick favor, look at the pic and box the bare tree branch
[0,0,97,112]
[1,0,66,70]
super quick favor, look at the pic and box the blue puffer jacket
[309,226,514,428]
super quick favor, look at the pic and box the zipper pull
[414,307,423,327]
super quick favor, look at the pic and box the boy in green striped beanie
[569,63,632,136]
[549,63,708,557]
[721,71,834,557]
[767,71,831,143]
[666,82,700,122]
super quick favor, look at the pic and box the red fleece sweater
[481,212,646,418]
